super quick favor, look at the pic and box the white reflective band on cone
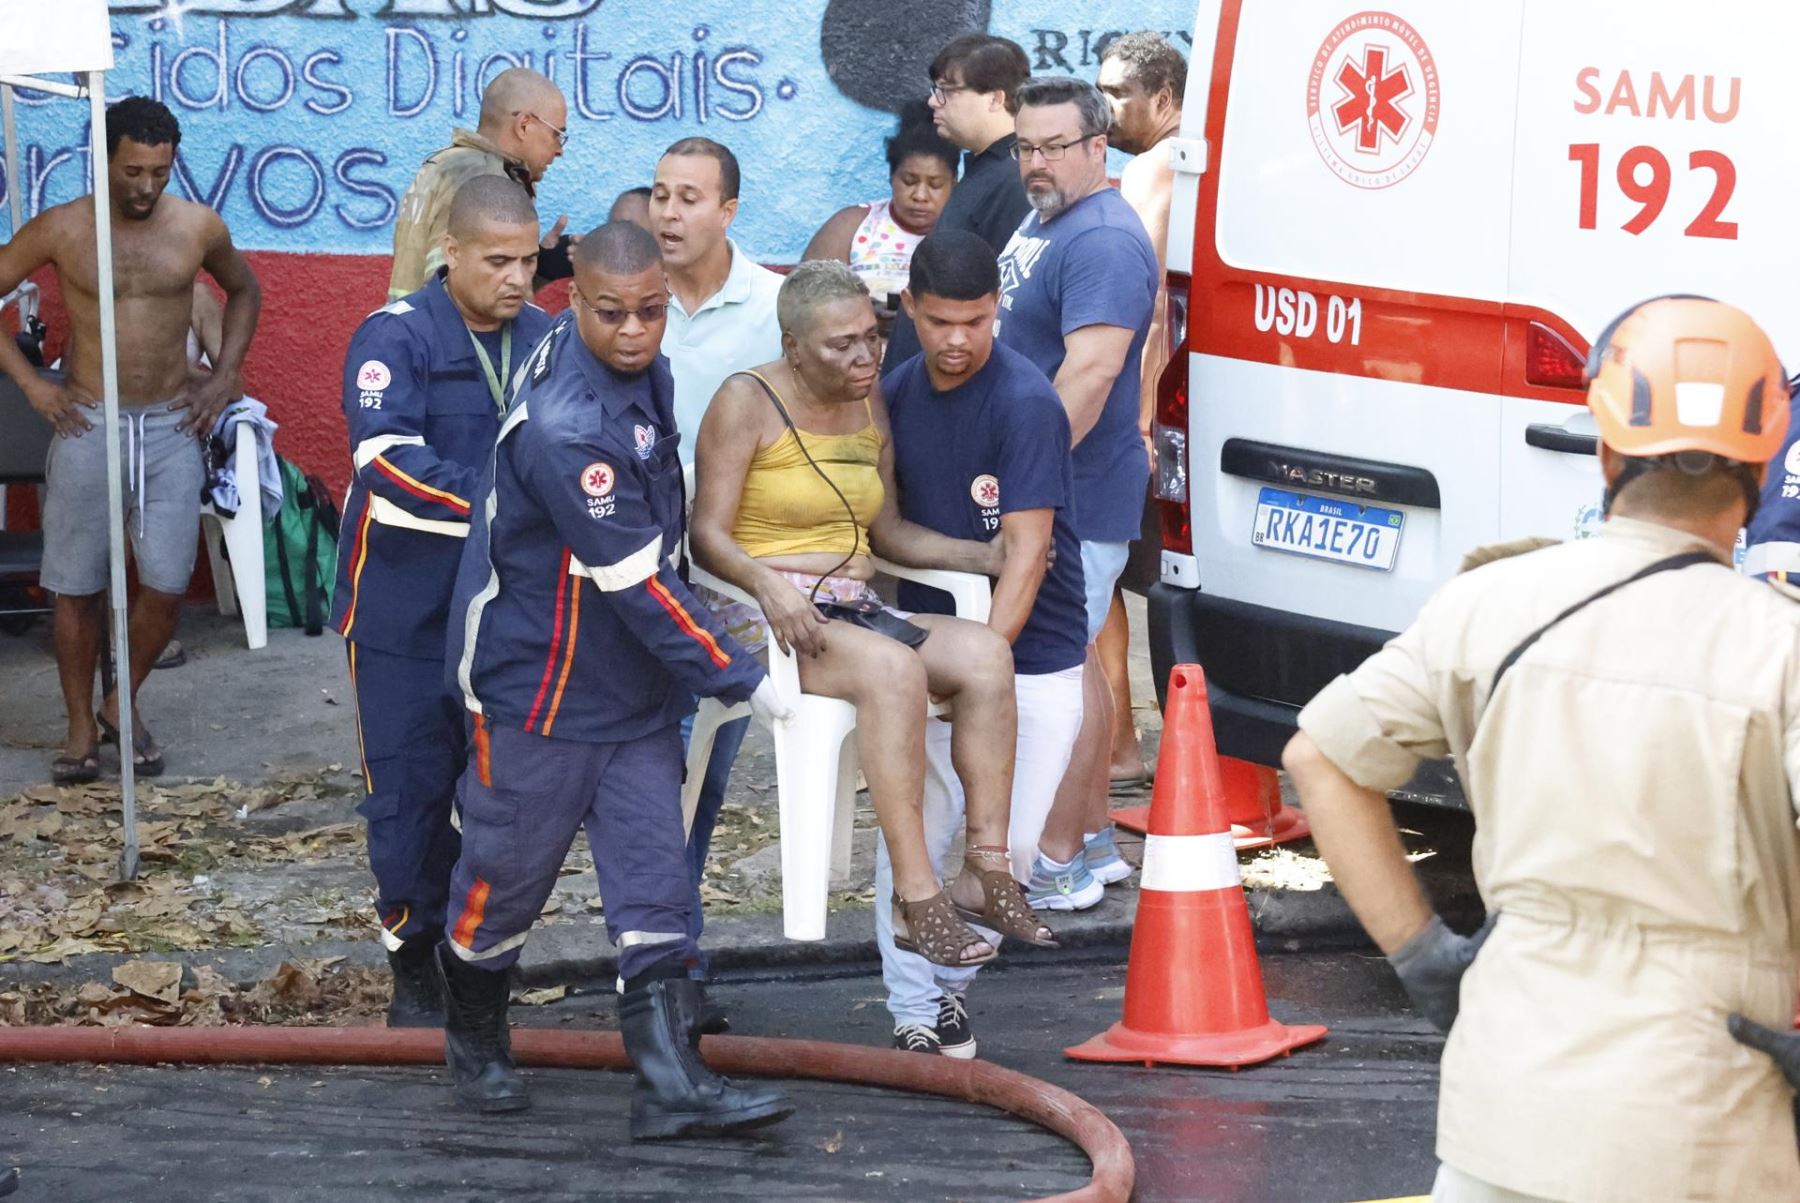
[1139,832,1241,893]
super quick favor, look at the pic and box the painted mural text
[5,17,773,239]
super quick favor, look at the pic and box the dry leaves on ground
[0,775,363,963]
[0,957,390,1028]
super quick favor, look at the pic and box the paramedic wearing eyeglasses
[437,222,794,1136]
[1283,297,1800,1202]
[331,177,552,1029]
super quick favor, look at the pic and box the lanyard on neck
[467,324,512,413]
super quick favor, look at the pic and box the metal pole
[0,76,86,101]
[85,71,138,881]
[2,82,22,236]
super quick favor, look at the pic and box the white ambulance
[1150,0,1792,784]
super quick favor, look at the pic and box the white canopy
[1,0,142,877]
[0,1,114,76]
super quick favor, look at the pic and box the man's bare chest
[60,222,201,301]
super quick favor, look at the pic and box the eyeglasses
[1010,135,1098,162]
[574,287,667,326]
[929,81,973,103]
[517,110,569,148]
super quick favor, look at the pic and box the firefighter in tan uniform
[1283,296,1800,1202]
[388,67,575,301]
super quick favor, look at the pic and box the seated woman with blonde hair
[690,261,1053,969]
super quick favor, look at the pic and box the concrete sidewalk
[0,598,1480,997]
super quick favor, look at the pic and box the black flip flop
[50,752,101,786]
[95,712,165,778]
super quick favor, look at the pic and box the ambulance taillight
[1525,320,1588,390]
[1154,271,1192,555]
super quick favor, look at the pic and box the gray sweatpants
[40,401,204,597]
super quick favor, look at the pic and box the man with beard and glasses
[0,95,262,787]
[332,176,553,1028]
[993,76,1158,912]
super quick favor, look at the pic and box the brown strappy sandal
[892,890,998,968]
[951,847,1059,949]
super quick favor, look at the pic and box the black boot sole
[629,1097,795,1141]
[455,1089,532,1115]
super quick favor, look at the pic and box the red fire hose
[0,1026,1133,1203]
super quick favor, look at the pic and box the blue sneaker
[1084,826,1133,886]
[1025,850,1104,911]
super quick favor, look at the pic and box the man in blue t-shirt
[876,230,1090,1058]
[993,75,1158,909]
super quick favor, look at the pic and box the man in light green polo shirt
[648,137,784,1008]
[649,137,784,454]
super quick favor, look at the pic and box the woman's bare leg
[909,615,1017,850]
[796,623,944,903]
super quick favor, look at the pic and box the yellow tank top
[730,373,886,560]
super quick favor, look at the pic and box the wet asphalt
[0,948,1444,1203]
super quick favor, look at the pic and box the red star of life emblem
[1332,45,1411,154]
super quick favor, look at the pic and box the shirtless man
[0,96,262,784]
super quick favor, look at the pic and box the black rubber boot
[621,977,793,1141]
[0,1162,17,1197]
[386,937,446,1028]
[435,945,529,1114]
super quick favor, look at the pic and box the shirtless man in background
[1092,32,1187,787]
[0,96,262,784]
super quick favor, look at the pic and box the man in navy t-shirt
[875,230,1090,1058]
[993,75,1158,909]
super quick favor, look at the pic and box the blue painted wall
[4,0,1194,260]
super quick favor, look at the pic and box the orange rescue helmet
[1585,296,1788,465]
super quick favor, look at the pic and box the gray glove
[1728,1013,1800,1089]
[1387,913,1496,1034]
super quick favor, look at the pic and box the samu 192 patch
[580,461,616,498]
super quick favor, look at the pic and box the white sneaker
[1084,826,1134,886]
[1025,850,1105,911]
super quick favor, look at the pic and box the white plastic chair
[199,420,268,650]
[682,551,991,943]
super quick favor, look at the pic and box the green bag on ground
[263,457,339,634]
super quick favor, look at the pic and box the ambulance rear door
[1500,0,1800,545]
[1192,2,1525,646]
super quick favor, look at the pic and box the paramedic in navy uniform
[330,177,553,1028]
[437,221,795,1137]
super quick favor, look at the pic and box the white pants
[873,665,1085,1027]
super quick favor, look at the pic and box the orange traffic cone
[1067,664,1327,1069]
[1113,757,1310,851]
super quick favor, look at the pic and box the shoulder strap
[726,370,860,600]
[1487,550,1721,701]
[301,498,327,637]
[273,515,302,628]
[734,370,795,430]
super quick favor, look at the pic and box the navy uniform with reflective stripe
[330,271,551,951]
[443,316,763,978]
[1744,382,1800,581]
